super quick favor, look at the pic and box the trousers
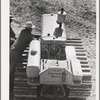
[10,50,21,93]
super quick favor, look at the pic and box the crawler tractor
[14,9,92,100]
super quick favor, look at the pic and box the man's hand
[10,38,15,41]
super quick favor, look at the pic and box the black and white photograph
[1,0,99,100]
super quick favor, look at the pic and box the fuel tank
[26,40,40,78]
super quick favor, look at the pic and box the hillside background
[10,0,96,100]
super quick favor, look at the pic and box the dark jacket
[10,19,16,46]
[10,26,16,46]
[10,26,15,38]
[10,19,15,38]
[11,28,33,55]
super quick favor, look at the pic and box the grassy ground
[10,0,96,100]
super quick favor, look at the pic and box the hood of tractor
[40,59,83,85]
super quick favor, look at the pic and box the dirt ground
[10,0,96,100]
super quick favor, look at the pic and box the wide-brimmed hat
[24,21,35,28]
[10,14,13,18]
[10,15,15,19]
[10,15,17,22]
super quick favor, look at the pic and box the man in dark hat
[10,15,17,46]
[10,21,35,99]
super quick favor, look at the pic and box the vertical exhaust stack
[26,40,40,85]
[56,8,66,27]
[54,8,67,38]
